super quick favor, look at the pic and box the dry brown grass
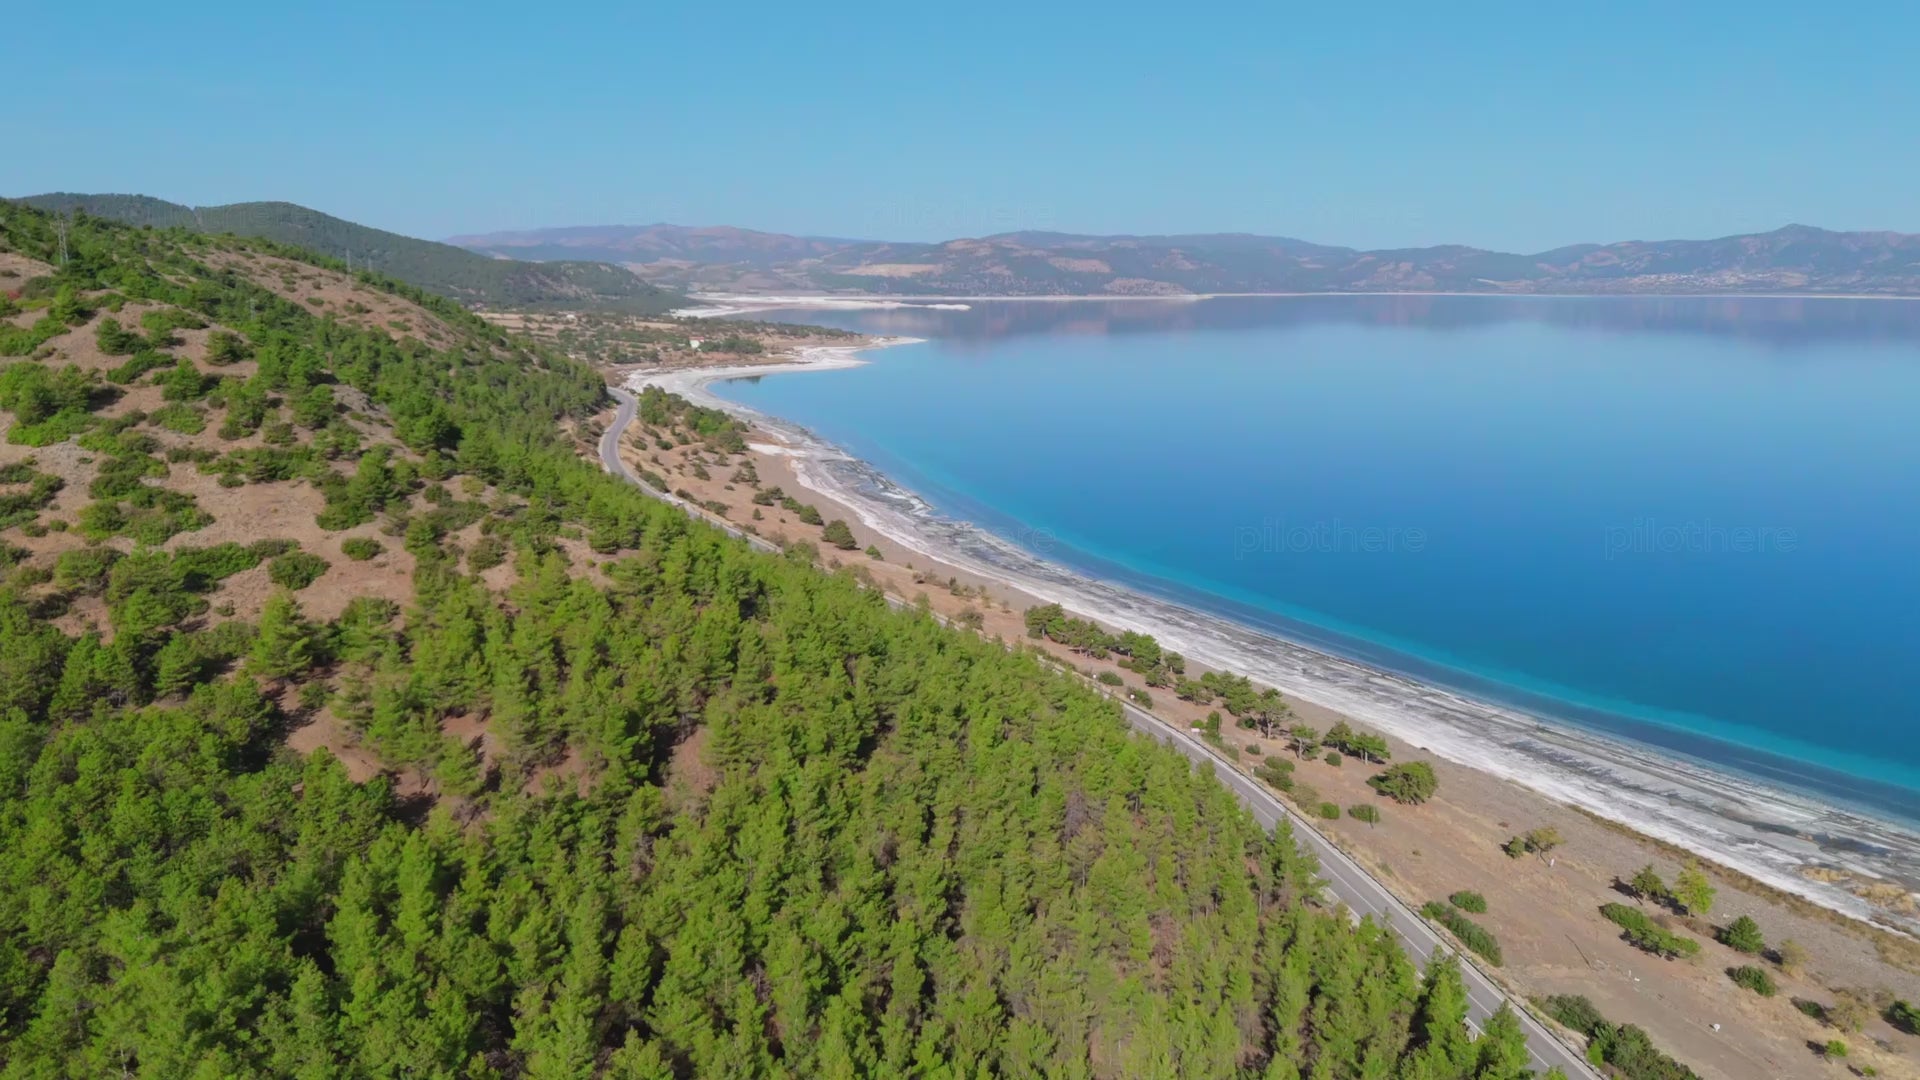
[33,302,166,372]
[202,250,461,347]
[0,252,56,283]
[1573,802,1920,973]
[0,263,441,637]
[0,246,676,831]
[0,435,94,556]
[442,711,503,775]
[662,726,718,816]
[285,706,383,784]
[155,470,418,623]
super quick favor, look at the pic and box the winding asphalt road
[601,386,779,555]
[599,384,1597,1078]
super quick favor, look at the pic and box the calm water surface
[717,296,1920,821]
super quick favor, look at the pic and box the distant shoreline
[677,289,1920,318]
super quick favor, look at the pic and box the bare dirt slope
[203,249,465,346]
[0,235,602,804]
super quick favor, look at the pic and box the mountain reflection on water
[755,293,1920,351]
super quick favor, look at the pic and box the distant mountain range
[20,192,1920,303]
[448,222,1920,298]
[13,194,681,313]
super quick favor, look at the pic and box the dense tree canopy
[0,204,1548,1078]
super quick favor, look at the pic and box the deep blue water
[716,296,1920,819]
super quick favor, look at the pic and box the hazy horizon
[438,217,1900,254]
[25,191,1904,257]
[6,4,1917,251]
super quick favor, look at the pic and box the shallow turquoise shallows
[715,296,1920,823]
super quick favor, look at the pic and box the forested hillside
[15,194,681,314]
[0,204,1553,1077]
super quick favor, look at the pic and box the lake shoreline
[613,335,1920,1076]
[623,339,1920,943]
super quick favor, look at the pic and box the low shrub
[1536,994,1605,1035]
[204,330,251,365]
[341,537,384,561]
[1449,890,1488,914]
[1256,758,1295,791]
[1727,965,1776,997]
[1421,901,1502,966]
[95,317,144,355]
[170,542,268,590]
[821,519,858,550]
[53,547,121,594]
[149,403,206,434]
[1534,995,1703,1080]
[268,550,329,590]
[1600,903,1700,959]
[1717,914,1765,954]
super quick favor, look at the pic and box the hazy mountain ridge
[451,221,1920,297]
[445,223,861,271]
[14,193,682,313]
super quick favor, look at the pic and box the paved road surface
[602,386,779,555]
[1118,706,1596,1078]
[599,383,1597,1078]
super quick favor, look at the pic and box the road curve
[597,386,635,477]
[602,386,779,555]
[598,382,1596,1078]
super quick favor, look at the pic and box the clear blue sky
[7,1,1915,251]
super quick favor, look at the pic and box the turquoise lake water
[716,296,1920,824]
